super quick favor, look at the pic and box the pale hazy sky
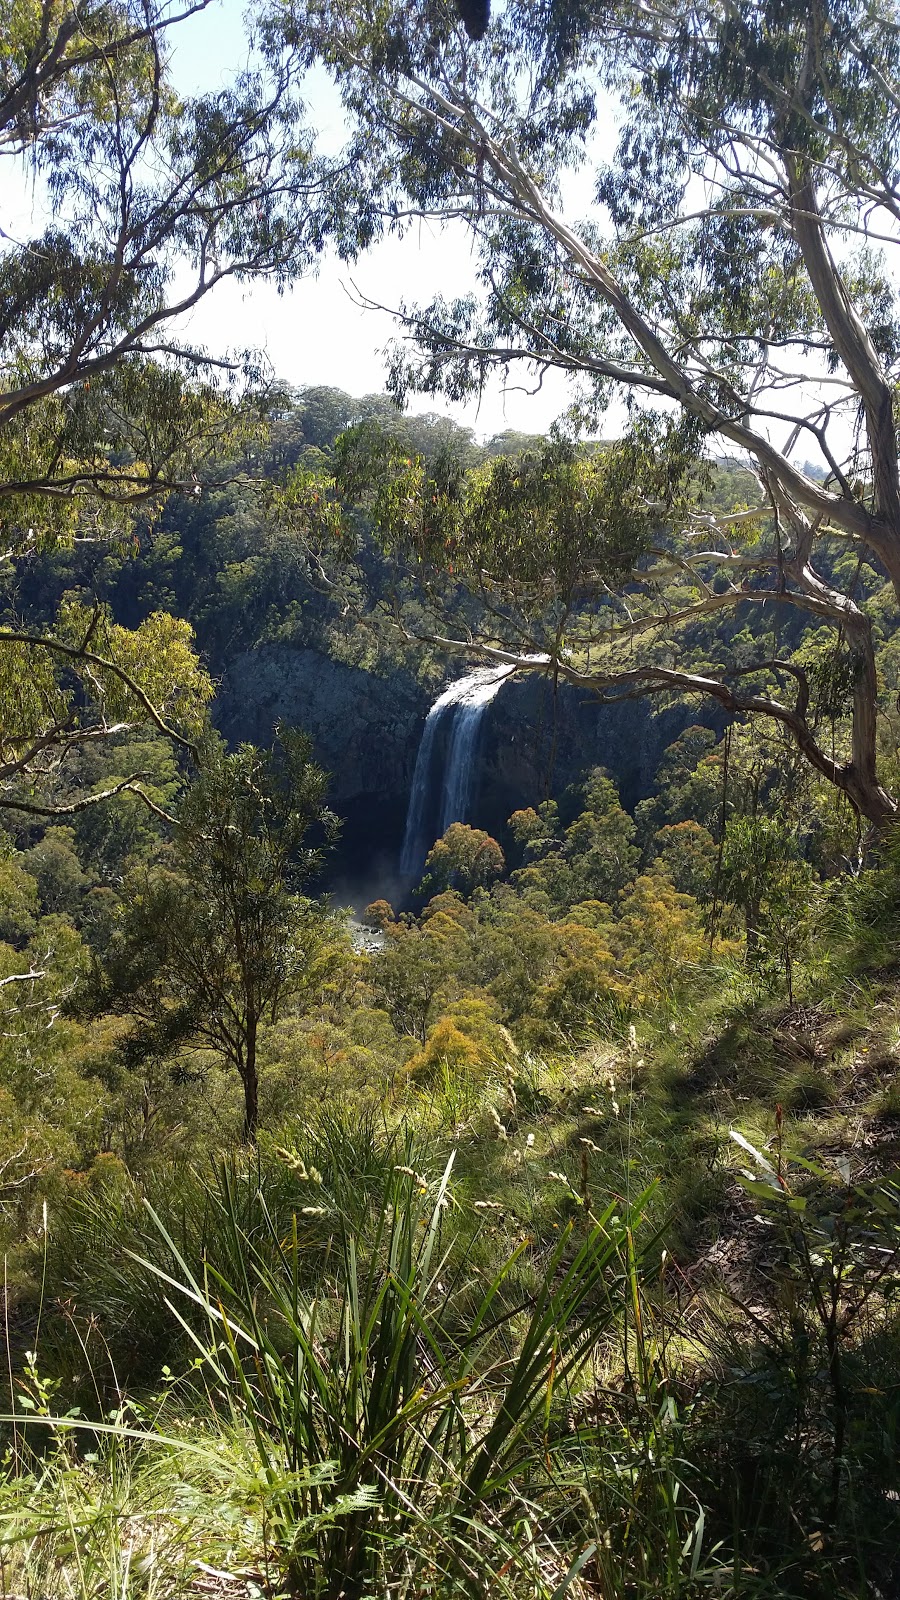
[0,0,589,437]
[161,0,595,439]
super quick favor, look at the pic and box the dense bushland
[1,658,900,1594]
[1,386,899,1597]
[1,393,899,1597]
[3,0,900,1580]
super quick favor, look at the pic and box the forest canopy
[2,4,900,1595]
[260,0,900,827]
[0,0,343,814]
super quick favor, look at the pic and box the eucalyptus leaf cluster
[268,0,900,827]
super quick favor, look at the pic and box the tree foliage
[279,0,900,825]
[510,769,638,913]
[93,731,341,1138]
[0,0,339,537]
[418,821,504,898]
[0,0,341,810]
[0,602,213,816]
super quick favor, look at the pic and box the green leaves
[419,823,505,898]
[0,0,332,558]
[95,730,342,1137]
[332,421,694,627]
[131,1124,650,1595]
[0,600,214,814]
[276,0,900,825]
[461,438,647,596]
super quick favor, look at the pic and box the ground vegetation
[0,0,900,1587]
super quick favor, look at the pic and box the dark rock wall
[214,646,426,881]
[473,674,725,833]
[214,647,725,883]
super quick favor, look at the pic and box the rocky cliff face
[473,673,724,832]
[214,647,723,884]
[214,646,427,881]
[216,645,425,802]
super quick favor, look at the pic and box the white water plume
[399,665,514,879]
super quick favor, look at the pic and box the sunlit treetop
[0,0,197,152]
[0,0,346,554]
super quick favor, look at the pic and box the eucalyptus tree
[0,601,213,818]
[0,0,214,153]
[278,0,900,826]
[418,821,504,898]
[1,0,329,532]
[95,730,342,1140]
[0,0,339,811]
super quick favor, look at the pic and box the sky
[0,0,594,440]
[0,0,853,466]
[161,0,595,440]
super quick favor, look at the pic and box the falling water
[438,671,512,833]
[399,665,512,879]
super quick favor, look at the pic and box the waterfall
[400,665,512,879]
[438,671,510,833]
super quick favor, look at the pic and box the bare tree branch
[0,776,177,823]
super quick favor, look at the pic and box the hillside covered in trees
[2,0,900,1596]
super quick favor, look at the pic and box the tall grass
[0,1418,261,1600]
[10,1063,898,1597]
[127,1125,654,1598]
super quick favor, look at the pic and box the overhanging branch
[0,629,198,756]
[0,776,177,823]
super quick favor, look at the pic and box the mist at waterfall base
[400,666,515,884]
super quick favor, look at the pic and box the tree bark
[242,1011,259,1142]
[788,161,900,596]
[845,633,896,827]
